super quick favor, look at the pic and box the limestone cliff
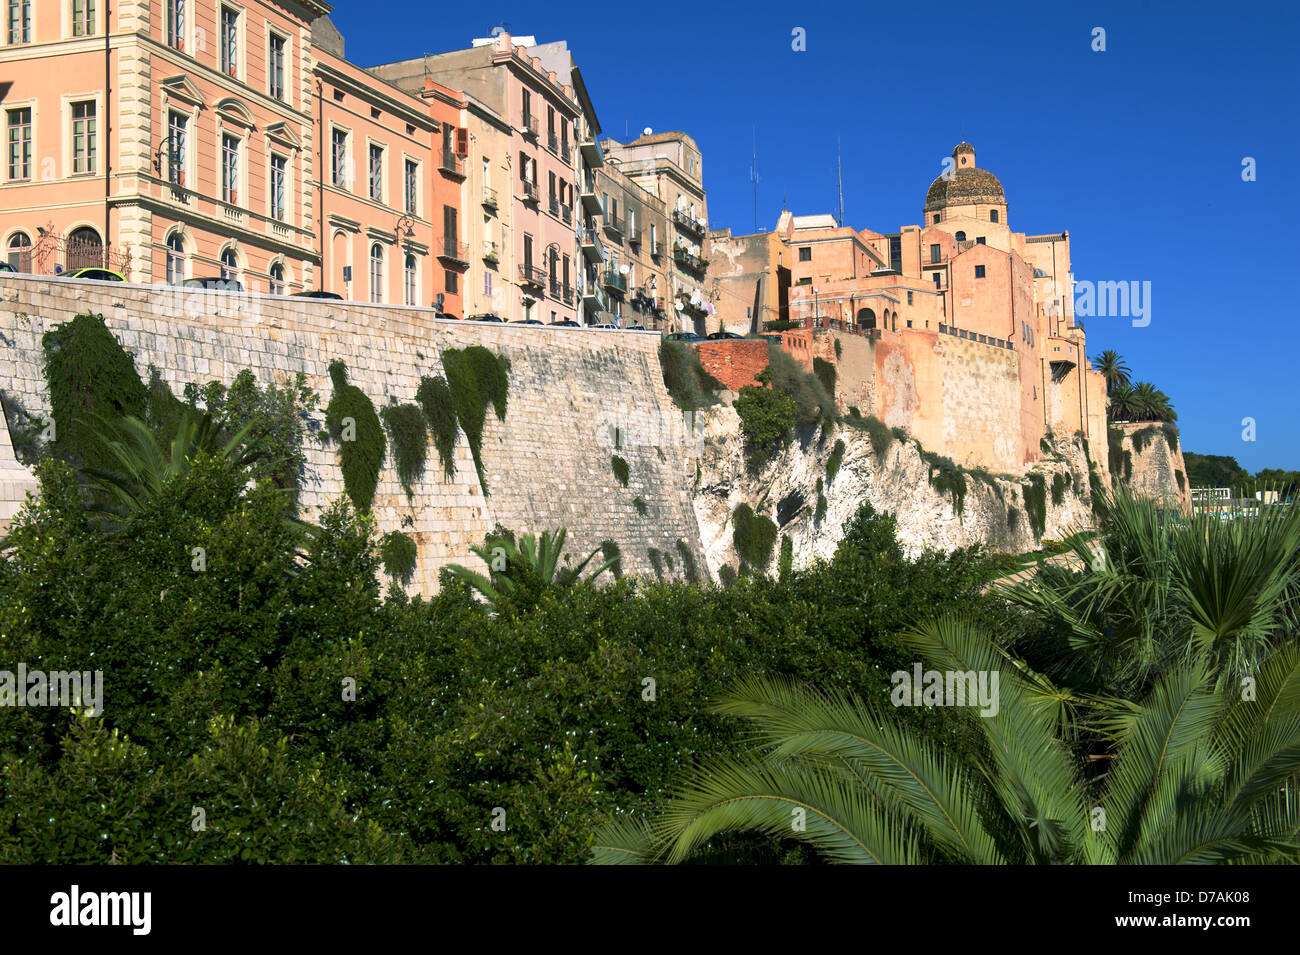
[692,401,1099,576]
[1109,422,1190,511]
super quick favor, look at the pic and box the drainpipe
[317,78,324,289]
[104,2,111,266]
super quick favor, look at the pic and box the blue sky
[344,0,1299,471]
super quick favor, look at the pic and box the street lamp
[395,215,416,243]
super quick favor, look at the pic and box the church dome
[924,143,1005,213]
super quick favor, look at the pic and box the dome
[924,143,1005,213]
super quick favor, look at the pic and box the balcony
[561,203,572,225]
[579,177,602,215]
[520,113,538,139]
[481,187,499,212]
[519,264,546,289]
[602,269,628,295]
[549,196,560,218]
[438,239,469,268]
[482,242,499,265]
[549,279,574,305]
[580,281,607,311]
[519,179,539,204]
[672,208,706,238]
[579,225,604,263]
[560,143,571,164]
[603,213,625,239]
[650,242,664,259]
[439,150,465,178]
[627,228,643,247]
[580,135,604,168]
[674,246,707,275]
[547,132,559,155]
[677,293,707,318]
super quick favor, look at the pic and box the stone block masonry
[695,340,769,392]
[0,275,707,594]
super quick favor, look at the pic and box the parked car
[625,324,646,331]
[66,267,125,282]
[707,331,742,339]
[594,323,618,330]
[514,318,544,325]
[0,262,15,273]
[290,289,344,300]
[184,277,244,292]
[549,320,580,327]
[667,331,705,342]
[470,314,505,322]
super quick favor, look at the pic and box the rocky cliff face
[1111,422,1190,511]
[692,400,1099,577]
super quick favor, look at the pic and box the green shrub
[813,356,837,398]
[922,451,968,516]
[600,540,623,579]
[760,344,834,431]
[633,496,647,516]
[778,535,794,581]
[1161,422,1180,451]
[848,406,861,419]
[827,438,846,484]
[815,478,827,524]
[441,346,510,493]
[844,412,892,458]
[325,360,386,513]
[1007,507,1020,533]
[1175,470,1185,492]
[1107,426,1133,482]
[381,402,428,499]
[611,455,630,487]
[659,340,723,410]
[833,339,843,360]
[717,564,737,588]
[1051,472,1066,506]
[647,547,665,580]
[734,384,797,471]
[732,503,777,575]
[42,312,149,472]
[1022,473,1048,538]
[675,539,701,584]
[762,320,800,332]
[379,530,418,585]
[416,375,458,479]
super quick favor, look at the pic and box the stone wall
[0,274,706,593]
[695,339,768,391]
[1116,421,1191,511]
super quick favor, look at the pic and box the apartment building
[594,159,669,329]
[0,0,330,288]
[603,131,709,333]
[372,32,581,324]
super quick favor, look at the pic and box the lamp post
[395,215,416,245]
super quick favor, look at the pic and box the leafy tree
[1091,349,1131,395]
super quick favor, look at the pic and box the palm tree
[1108,382,1136,421]
[445,527,620,614]
[1092,350,1131,395]
[592,617,1300,865]
[1131,382,1162,422]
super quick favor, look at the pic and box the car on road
[290,289,344,300]
[707,331,742,339]
[469,314,505,322]
[184,277,244,292]
[0,262,16,273]
[625,324,647,331]
[667,331,705,342]
[66,267,125,282]
[514,318,544,325]
[594,323,618,330]
[549,320,580,327]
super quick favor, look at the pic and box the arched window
[6,232,32,272]
[220,248,238,280]
[955,231,966,242]
[269,262,285,295]
[165,233,186,284]
[369,244,384,303]
[404,254,416,306]
[857,307,876,329]
[66,227,103,271]
[990,209,999,223]
[932,214,940,224]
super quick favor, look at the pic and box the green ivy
[717,564,737,588]
[1007,507,1020,533]
[633,496,647,515]
[416,375,458,480]
[1022,473,1047,539]
[611,455,630,487]
[732,503,777,575]
[813,356,837,398]
[675,539,701,584]
[441,346,510,494]
[600,540,623,579]
[734,385,798,471]
[922,451,968,517]
[815,477,827,525]
[1108,426,1133,482]
[843,412,892,458]
[379,530,418,585]
[647,547,665,580]
[1051,472,1066,506]
[827,438,846,484]
[778,535,794,581]
[325,360,386,514]
[659,340,723,411]
[381,402,428,499]
[1175,470,1186,492]
[833,339,843,360]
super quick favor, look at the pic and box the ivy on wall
[380,402,429,500]
[440,346,510,494]
[1022,473,1048,539]
[416,375,458,480]
[732,502,777,576]
[325,360,386,514]
[826,439,846,484]
[379,530,418,585]
[611,455,630,487]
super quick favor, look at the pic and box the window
[933,273,941,288]
[7,231,32,271]
[71,101,97,174]
[601,192,608,216]
[72,0,95,36]
[932,214,940,224]
[167,111,187,184]
[523,233,533,270]
[974,265,986,279]
[990,209,999,223]
[331,129,347,188]
[268,262,285,294]
[521,88,532,129]
[369,144,383,202]
[369,244,383,303]
[650,223,657,252]
[907,291,913,305]
[220,6,238,77]
[221,133,239,203]
[404,254,416,305]
[404,159,418,214]
[269,34,285,101]
[929,243,940,264]
[483,269,492,297]
[270,154,286,221]
[442,205,457,258]
[8,0,31,44]
[955,231,966,242]
[976,236,985,245]
[220,249,237,280]
[798,246,811,262]
[166,0,184,50]
[445,270,457,294]
[6,107,31,180]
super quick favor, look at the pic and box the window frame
[267,30,288,103]
[367,141,384,204]
[269,152,288,222]
[330,125,350,190]
[6,104,33,182]
[369,243,384,303]
[7,0,32,45]
[219,4,242,80]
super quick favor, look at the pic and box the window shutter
[456,127,468,156]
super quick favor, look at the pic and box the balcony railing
[579,177,602,214]
[579,225,604,262]
[438,239,469,266]
[580,281,607,311]
[481,187,499,211]
[439,150,465,177]
[603,213,625,238]
[548,279,574,305]
[602,270,628,294]
[482,242,499,264]
[560,143,571,164]
[651,242,664,258]
[549,196,560,217]
[561,203,572,225]
[519,264,546,288]
[673,246,707,273]
[548,132,559,155]
[677,294,707,317]
[521,113,539,137]
[520,179,539,202]
[672,208,706,237]
[627,228,643,247]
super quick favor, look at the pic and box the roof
[621,130,698,150]
[924,144,1005,212]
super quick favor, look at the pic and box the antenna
[750,127,759,233]
[836,136,844,228]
